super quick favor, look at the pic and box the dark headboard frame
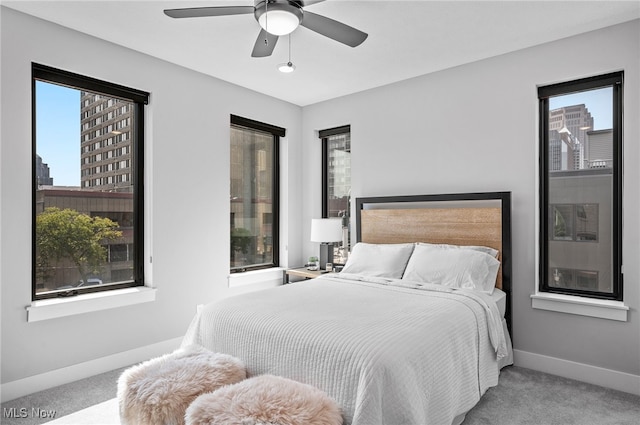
[355,191,512,336]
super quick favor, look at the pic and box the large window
[32,63,148,300]
[538,72,623,300]
[320,125,351,262]
[230,115,283,273]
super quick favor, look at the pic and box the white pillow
[417,242,499,258]
[341,242,415,279]
[402,243,500,293]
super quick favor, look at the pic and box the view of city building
[80,92,134,192]
[230,124,275,270]
[549,104,613,172]
[326,132,351,219]
[35,85,135,293]
[324,130,351,262]
[547,100,614,294]
[35,154,54,186]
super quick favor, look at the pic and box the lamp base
[319,243,334,270]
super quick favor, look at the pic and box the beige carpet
[44,398,119,425]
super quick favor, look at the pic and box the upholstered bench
[185,374,343,425]
[117,345,246,425]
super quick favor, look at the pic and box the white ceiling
[4,0,639,106]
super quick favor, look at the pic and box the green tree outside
[36,207,122,288]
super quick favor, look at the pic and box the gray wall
[1,8,303,385]
[301,20,640,377]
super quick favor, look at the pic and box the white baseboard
[1,337,183,403]
[513,349,640,396]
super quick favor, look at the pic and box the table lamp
[310,218,343,270]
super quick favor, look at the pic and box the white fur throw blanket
[117,345,246,425]
[185,374,343,425]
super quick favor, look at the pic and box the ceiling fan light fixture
[278,61,296,73]
[255,2,302,36]
[165,0,369,58]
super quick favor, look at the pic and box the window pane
[550,204,574,240]
[35,81,136,295]
[549,268,574,289]
[230,125,275,270]
[546,87,614,295]
[326,133,351,219]
[576,270,599,290]
[576,204,598,242]
[322,130,351,264]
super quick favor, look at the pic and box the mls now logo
[3,407,56,419]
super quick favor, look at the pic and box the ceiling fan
[164,0,368,58]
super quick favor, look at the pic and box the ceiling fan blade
[300,11,368,47]
[251,29,279,57]
[164,6,254,19]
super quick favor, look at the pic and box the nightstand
[284,267,325,284]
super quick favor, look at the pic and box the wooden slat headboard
[355,192,512,332]
[360,207,504,289]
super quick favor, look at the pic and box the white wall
[301,20,640,384]
[1,8,303,390]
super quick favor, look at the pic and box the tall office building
[326,132,351,217]
[80,91,133,192]
[548,104,594,171]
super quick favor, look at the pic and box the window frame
[32,63,149,301]
[538,71,623,301]
[320,125,351,218]
[229,114,283,274]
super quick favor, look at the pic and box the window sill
[531,292,628,321]
[228,267,285,288]
[26,286,157,322]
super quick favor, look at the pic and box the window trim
[26,286,157,323]
[538,71,623,301]
[32,63,149,301]
[320,125,350,218]
[229,115,283,274]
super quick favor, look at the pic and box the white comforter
[182,274,509,425]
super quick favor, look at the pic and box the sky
[36,81,81,187]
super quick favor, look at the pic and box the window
[320,125,351,262]
[321,126,351,219]
[538,72,623,300]
[230,115,283,273]
[32,63,148,300]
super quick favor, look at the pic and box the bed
[182,192,513,425]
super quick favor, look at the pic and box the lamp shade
[310,218,343,243]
